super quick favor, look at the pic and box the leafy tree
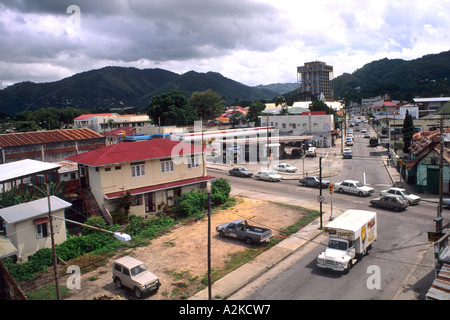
[189,89,225,120]
[402,110,415,153]
[229,111,245,128]
[246,101,266,126]
[148,90,198,126]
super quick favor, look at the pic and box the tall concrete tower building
[297,61,334,100]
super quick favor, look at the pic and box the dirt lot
[22,196,308,300]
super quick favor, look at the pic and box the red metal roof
[104,175,216,199]
[0,128,103,148]
[74,113,117,120]
[66,138,206,166]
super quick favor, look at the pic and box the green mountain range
[0,67,279,115]
[333,49,450,102]
[1,49,449,116]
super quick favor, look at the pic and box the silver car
[255,171,282,182]
[335,180,374,197]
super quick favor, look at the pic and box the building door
[427,168,439,194]
[145,193,155,213]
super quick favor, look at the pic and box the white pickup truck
[317,210,377,273]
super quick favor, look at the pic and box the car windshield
[401,190,411,195]
[130,263,148,277]
[356,182,364,187]
[328,239,348,251]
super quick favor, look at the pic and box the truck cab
[317,238,357,273]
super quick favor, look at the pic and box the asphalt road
[209,129,437,300]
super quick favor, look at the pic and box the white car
[274,163,298,173]
[380,188,421,205]
[345,138,353,146]
[305,147,317,157]
[335,180,374,197]
[361,128,367,133]
[343,148,353,159]
[254,171,282,182]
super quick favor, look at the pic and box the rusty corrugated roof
[0,128,103,148]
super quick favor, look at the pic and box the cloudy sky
[1,0,450,89]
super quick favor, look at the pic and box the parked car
[343,148,353,159]
[370,195,409,211]
[345,138,353,146]
[305,147,317,157]
[254,171,282,182]
[443,198,450,207]
[113,256,161,298]
[335,180,374,197]
[274,163,298,173]
[379,187,421,205]
[299,176,331,188]
[364,132,371,138]
[216,219,273,245]
[228,167,253,177]
[361,128,367,133]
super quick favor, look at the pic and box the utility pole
[437,116,444,232]
[319,157,323,229]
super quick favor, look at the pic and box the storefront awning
[104,175,216,200]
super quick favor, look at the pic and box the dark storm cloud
[0,0,287,63]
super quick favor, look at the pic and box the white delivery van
[317,209,377,273]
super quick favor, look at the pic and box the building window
[36,223,48,239]
[187,156,199,169]
[132,194,143,206]
[131,162,145,177]
[161,160,174,173]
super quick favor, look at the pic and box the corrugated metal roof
[0,159,61,183]
[0,236,18,259]
[0,196,72,224]
[426,263,450,300]
[0,128,103,148]
[67,138,205,166]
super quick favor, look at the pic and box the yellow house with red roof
[67,138,215,218]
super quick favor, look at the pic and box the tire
[344,260,353,274]
[114,278,123,289]
[218,231,225,238]
[134,287,143,299]
[339,188,344,193]
[245,237,252,245]
[358,191,364,197]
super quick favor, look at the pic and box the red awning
[104,175,216,200]
[33,217,49,225]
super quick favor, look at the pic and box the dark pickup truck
[216,219,273,245]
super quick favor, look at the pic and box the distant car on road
[364,132,371,138]
[379,187,421,205]
[274,163,298,173]
[335,180,374,197]
[343,147,353,159]
[228,167,253,177]
[299,176,331,188]
[370,195,409,211]
[305,147,317,157]
[254,171,282,182]
[345,138,354,146]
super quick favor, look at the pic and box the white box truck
[317,209,377,273]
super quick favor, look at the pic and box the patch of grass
[26,284,71,300]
